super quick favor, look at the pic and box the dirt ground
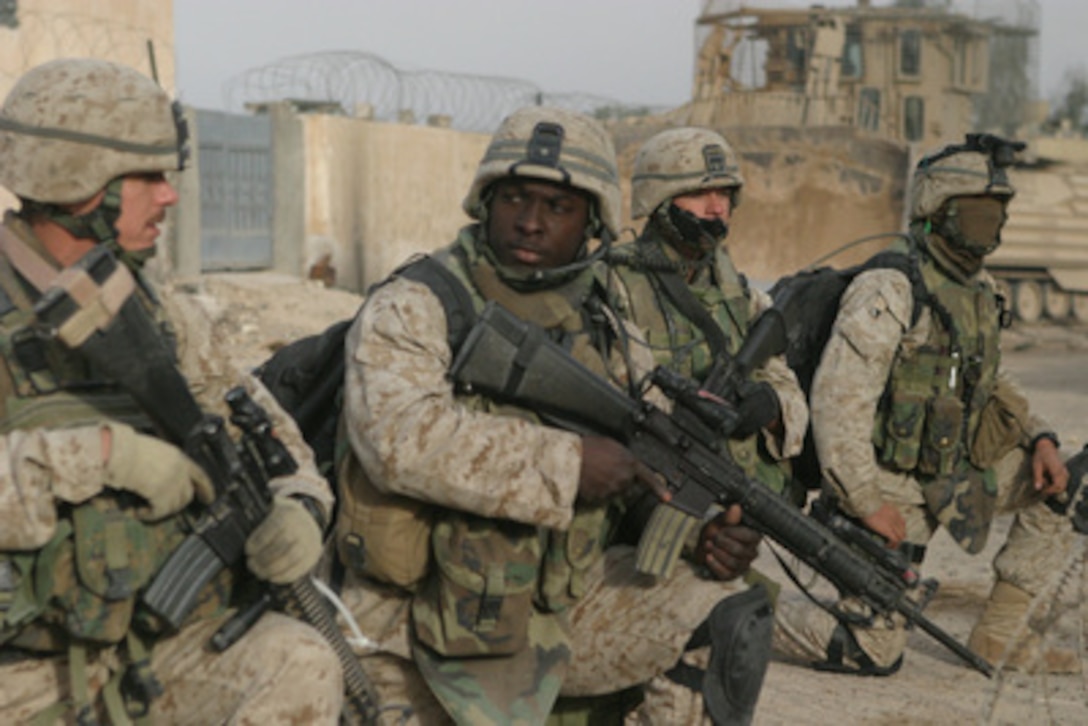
[190,271,1088,726]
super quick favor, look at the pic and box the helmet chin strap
[22,178,156,271]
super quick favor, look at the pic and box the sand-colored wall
[0,0,173,98]
[300,115,491,291]
[297,116,911,292]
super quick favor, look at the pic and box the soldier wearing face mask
[772,135,1082,676]
[608,128,807,505]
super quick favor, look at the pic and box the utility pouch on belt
[412,513,540,657]
[335,452,433,590]
[918,395,964,476]
[49,497,184,644]
[877,391,926,471]
[538,506,610,610]
[970,385,1028,470]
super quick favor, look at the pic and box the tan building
[687,0,1032,146]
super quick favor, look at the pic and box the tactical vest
[609,225,789,495]
[871,251,1003,552]
[0,225,230,681]
[339,227,630,660]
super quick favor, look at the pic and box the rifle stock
[450,302,994,677]
[33,246,379,723]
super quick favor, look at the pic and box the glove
[103,422,215,521]
[731,380,780,439]
[245,496,323,584]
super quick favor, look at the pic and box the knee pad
[665,583,773,726]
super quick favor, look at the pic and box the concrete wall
[298,114,490,291]
[284,114,911,292]
[0,0,174,96]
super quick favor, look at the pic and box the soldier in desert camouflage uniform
[772,135,1081,675]
[0,58,342,723]
[334,106,769,724]
[608,124,808,530]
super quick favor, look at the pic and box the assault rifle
[33,246,378,724]
[449,301,995,677]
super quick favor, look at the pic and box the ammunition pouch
[876,390,926,471]
[970,381,1029,470]
[919,395,964,476]
[876,388,971,478]
[334,452,434,590]
[1,494,232,652]
[412,513,541,657]
[538,505,610,608]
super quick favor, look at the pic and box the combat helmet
[0,58,188,205]
[631,127,744,219]
[462,105,621,241]
[909,133,1022,222]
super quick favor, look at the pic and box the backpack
[256,255,476,485]
[768,248,929,488]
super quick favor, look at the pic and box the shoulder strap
[0,224,56,294]
[858,248,929,327]
[392,254,477,356]
[0,259,18,319]
[633,241,732,362]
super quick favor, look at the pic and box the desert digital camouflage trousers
[0,611,343,724]
[347,545,750,725]
[772,447,1079,670]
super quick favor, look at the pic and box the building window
[899,29,922,77]
[904,96,925,141]
[787,27,807,81]
[842,24,863,79]
[0,0,17,28]
[858,88,881,131]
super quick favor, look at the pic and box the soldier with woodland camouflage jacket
[772,135,1081,676]
[0,58,342,723]
[333,106,769,724]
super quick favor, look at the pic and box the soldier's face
[671,187,733,222]
[486,179,591,271]
[947,195,1008,257]
[114,172,179,253]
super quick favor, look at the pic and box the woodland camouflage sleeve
[342,278,583,530]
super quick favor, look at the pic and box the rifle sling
[640,241,732,366]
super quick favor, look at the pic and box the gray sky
[174,0,1087,114]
